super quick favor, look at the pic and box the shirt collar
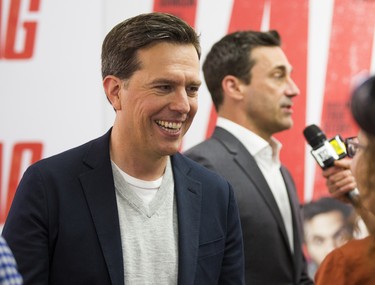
[216,117,282,163]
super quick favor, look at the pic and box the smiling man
[3,13,244,285]
[185,30,313,285]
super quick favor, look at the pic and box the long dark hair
[351,75,375,260]
[351,76,375,136]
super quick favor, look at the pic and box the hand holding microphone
[303,124,360,206]
[322,159,358,204]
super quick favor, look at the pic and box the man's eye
[157,85,172,92]
[186,86,199,95]
[273,72,284,79]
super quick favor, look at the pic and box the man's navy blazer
[185,127,313,285]
[3,129,245,285]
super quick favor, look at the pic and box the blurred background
[1,0,374,241]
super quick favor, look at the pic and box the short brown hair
[101,12,201,80]
[203,30,280,111]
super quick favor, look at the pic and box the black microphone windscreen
[303,124,327,148]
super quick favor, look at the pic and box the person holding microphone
[316,75,375,284]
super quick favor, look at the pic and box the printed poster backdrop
[1,0,375,230]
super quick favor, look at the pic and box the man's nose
[286,77,300,97]
[170,90,190,113]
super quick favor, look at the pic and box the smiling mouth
[156,120,183,133]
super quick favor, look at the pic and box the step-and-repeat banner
[1,0,375,228]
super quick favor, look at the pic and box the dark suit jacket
[3,129,244,285]
[185,127,313,285]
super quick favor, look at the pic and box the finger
[333,158,351,169]
[322,166,342,178]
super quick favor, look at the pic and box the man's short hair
[101,12,201,80]
[202,30,280,111]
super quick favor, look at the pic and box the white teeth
[156,120,182,131]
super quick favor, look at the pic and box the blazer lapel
[171,154,202,285]
[281,167,304,265]
[80,131,124,285]
[234,150,287,230]
[213,128,291,249]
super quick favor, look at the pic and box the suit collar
[280,167,305,257]
[79,129,124,285]
[212,127,294,253]
[216,119,283,161]
[80,135,203,285]
[171,154,202,285]
[212,128,281,210]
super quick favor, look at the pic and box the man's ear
[222,75,245,101]
[103,75,122,111]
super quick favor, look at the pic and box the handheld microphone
[303,124,360,205]
[303,124,347,169]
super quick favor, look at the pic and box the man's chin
[275,121,293,133]
[282,119,294,130]
[160,144,182,156]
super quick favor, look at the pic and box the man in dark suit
[185,31,313,284]
[2,13,244,285]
